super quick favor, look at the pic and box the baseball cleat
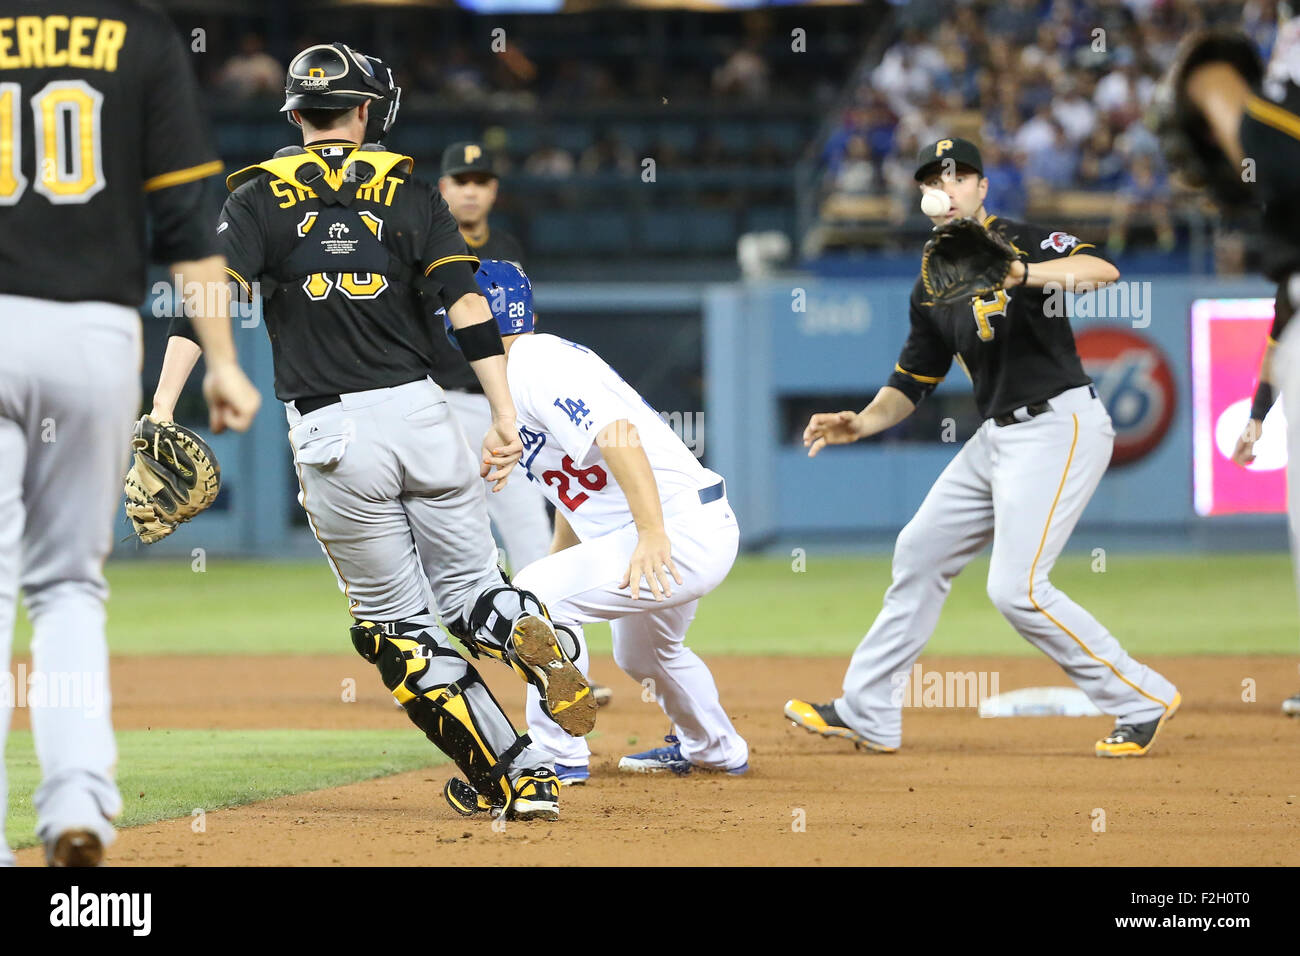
[1283,692,1300,717]
[555,763,590,786]
[1095,691,1182,757]
[443,769,561,821]
[591,682,613,707]
[444,777,497,817]
[508,770,561,820]
[617,735,749,775]
[506,615,597,738]
[783,698,896,753]
[46,829,104,868]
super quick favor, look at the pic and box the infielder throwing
[0,1,260,866]
[786,138,1182,758]
[443,261,748,795]
[152,43,594,822]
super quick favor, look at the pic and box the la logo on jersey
[1040,231,1079,253]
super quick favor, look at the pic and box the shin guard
[351,619,528,806]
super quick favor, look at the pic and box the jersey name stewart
[507,333,719,541]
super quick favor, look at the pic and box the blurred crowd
[822,0,1283,252]
[203,15,842,179]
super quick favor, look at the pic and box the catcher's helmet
[443,260,535,347]
[282,42,401,142]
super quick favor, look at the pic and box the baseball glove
[1151,29,1263,208]
[123,417,222,544]
[921,218,1019,304]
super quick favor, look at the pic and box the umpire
[152,43,596,821]
[434,143,552,574]
[1157,28,1300,716]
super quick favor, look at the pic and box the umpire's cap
[282,42,399,140]
[914,137,984,181]
[442,142,497,178]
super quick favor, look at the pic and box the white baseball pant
[515,491,748,771]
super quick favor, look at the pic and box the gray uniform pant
[0,296,140,864]
[286,377,550,773]
[441,388,552,573]
[836,384,1179,749]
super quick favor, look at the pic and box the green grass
[11,552,1298,658]
[3,729,446,850]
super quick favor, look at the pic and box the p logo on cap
[464,145,482,164]
[935,139,954,156]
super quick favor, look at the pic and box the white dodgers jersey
[506,333,720,540]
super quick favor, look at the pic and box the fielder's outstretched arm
[804,385,916,458]
[1004,254,1120,291]
[597,420,683,602]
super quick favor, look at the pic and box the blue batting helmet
[444,259,534,347]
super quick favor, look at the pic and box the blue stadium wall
[116,274,1288,561]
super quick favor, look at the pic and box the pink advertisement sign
[1191,298,1288,516]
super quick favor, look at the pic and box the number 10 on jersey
[0,80,106,205]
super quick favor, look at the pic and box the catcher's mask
[282,42,401,143]
[443,259,535,348]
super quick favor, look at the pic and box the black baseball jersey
[0,1,222,306]
[1240,78,1300,341]
[429,226,525,393]
[887,215,1099,420]
[172,139,480,402]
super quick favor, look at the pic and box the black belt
[294,375,430,416]
[698,479,725,505]
[296,393,341,415]
[992,385,1096,428]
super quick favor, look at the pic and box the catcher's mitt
[1151,29,1263,208]
[123,417,222,544]
[920,218,1019,304]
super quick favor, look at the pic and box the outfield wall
[117,274,1289,560]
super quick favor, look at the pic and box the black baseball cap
[441,141,496,178]
[914,137,984,181]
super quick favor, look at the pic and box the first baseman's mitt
[1151,29,1263,207]
[921,218,1019,304]
[123,416,222,544]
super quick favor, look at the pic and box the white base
[978,686,1104,718]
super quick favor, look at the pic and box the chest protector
[227,145,422,294]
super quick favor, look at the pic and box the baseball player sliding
[151,43,595,823]
[786,138,1181,758]
[442,261,748,796]
[1158,27,1300,717]
[0,2,261,867]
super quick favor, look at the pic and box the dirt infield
[11,653,1300,866]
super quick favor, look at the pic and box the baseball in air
[920,189,951,217]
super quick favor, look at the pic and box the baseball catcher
[123,416,222,543]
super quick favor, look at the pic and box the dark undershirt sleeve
[886,292,952,405]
